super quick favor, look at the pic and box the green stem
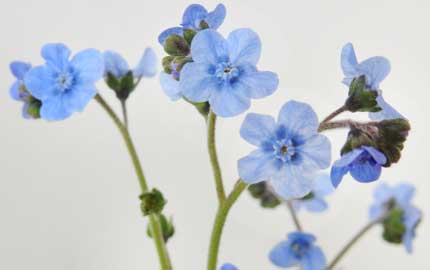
[326,217,382,269]
[94,94,172,270]
[207,111,226,204]
[207,180,247,270]
[286,201,303,232]
[321,105,347,124]
[120,99,129,129]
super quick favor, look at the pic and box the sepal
[147,214,175,243]
[248,182,281,208]
[139,188,166,216]
[345,76,381,113]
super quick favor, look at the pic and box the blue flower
[160,66,182,101]
[292,173,335,213]
[24,43,104,121]
[269,232,326,270]
[158,3,226,45]
[331,146,387,188]
[238,101,331,199]
[369,183,422,253]
[9,61,40,119]
[103,48,157,79]
[220,263,238,270]
[341,43,404,120]
[180,29,279,117]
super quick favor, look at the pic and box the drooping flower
[341,43,403,120]
[331,146,387,188]
[292,173,335,213]
[269,232,326,270]
[180,29,279,117]
[238,101,331,199]
[103,48,157,100]
[369,183,422,253]
[158,3,226,45]
[9,61,42,119]
[24,43,104,121]
[220,263,238,270]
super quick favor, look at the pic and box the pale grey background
[0,0,429,269]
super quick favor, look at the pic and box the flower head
[238,101,331,199]
[158,3,226,45]
[369,183,422,253]
[341,43,403,120]
[180,29,279,117]
[331,146,387,188]
[269,232,326,270]
[9,61,42,119]
[24,43,104,121]
[220,263,238,270]
[292,173,335,213]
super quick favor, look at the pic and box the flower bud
[147,214,175,242]
[248,182,281,208]
[344,76,381,113]
[139,188,166,216]
[105,71,136,101]
[382,208,406,244]
[26,99,42,119]
[164,34,190,56]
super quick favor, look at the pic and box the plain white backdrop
[0,0,429,269]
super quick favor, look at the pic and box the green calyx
[300,192,315,201]
[105,71,136,101]
[345,76,381,113]
[164,34,190,56]
[382,208,406,244]
[341,128,377,155]
[147,214,175,242]
[376,119,410,167]
[139,188,166,216]
[248,182,281,209]
[183,97,210,117]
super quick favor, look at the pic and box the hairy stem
[318,119,378,133]
[207,180,248,270]
[207,111,227,204]
[321,106,347,124]
[94,94,172,270]
[286,201,303,232]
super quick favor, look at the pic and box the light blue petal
[63,85,97,112]
[227,28,261,66]
[40,97,72,121]
[341,43,358,78]
[393,183,415,207]
[41,43,71,70]
[362,146,387,165]
[238,149,281,184]
[302,247,326,270]
[10,81,21,101]
[332,148,363,167]
[369,95,405,120]
[303,198,328,212]
[269,240,299,268]
[278,101,319,140]
[220,263,238,270]
[271,165,314,199]
[182,4,207,29]
[103,51,129,78]
[180,62,217,102]
[350,162,381,183]
[160,72,182,101]
[296,134,331,171]
[330,165,349,188]
[313,173,335,197]
[72,49,104,84]
[24,66,58,100]
[208,85,251,117]
[403,206,421,253]
[206,4,226,29]
[357,56,390,89]
[21,103,31,119]
[10,61,31,80]
[158,27,184,45]
[191,29,228,64]
[235,68,278,99]
[240,113,276,146]
[133,48,157,78]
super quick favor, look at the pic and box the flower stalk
[286,201,303,232]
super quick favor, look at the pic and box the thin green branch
[120,99,129,129]
[286,200,303,232]
[321,106,347,124]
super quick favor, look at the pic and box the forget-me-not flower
[220,263,238,270]
[269,232,326,270]
[331,145,387,188]
[103,48,157,79]
[180,29,279,117]
[238,101,331,199]
[370,183,422,253]
[9,61,41,119]
[292,173,335,213]
[24,43,104,121]
[158,3,226,45]
[341,43,403,120]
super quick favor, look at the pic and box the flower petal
[180,62,217,102]
[341,43,358,78]
[206,4,226,29]
[40,97,72,121]
[41,43,71,70]
[332,148,363,167]
[269,240,299,268]
[393,183,415,207]
[302,247,326,270]
[271,165,314,199]
[235,67,279,99]
[158,27,184,45]
[350,162,382,183]
[227,28,261,66]
[369,95,405,121]
[362,146,387,165]
[303,198,328,212]
[182,4,207,29]
[24,66,58,100]
[296,134,331,171]
[190,29,228,64]
[240,113,276,146]
[10,61,31,80]
[208,85,251,117]
[10,81,21,101]
[220,263,238,270]
[103,50,129,78]
[278,101,319,140]
[72,49,104,84]
[160,72,182,101]
[133,48,157,78]
[63,85,97,112]
[357,56,390,89]
[238,149,280,184]
[330,165,349,188]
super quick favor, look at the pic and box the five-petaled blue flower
[370,183,422,253]
[180,28,279,117]
[219,263,238,270]
[158,3,226,45]
[331,146,387,188]
[238,101,331,199]
[269,232,326,270]
[292,173,335,213]
[103,48,157,79]
[341,43,404,120]
[9,61,38,119]
[24,43,104,121]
